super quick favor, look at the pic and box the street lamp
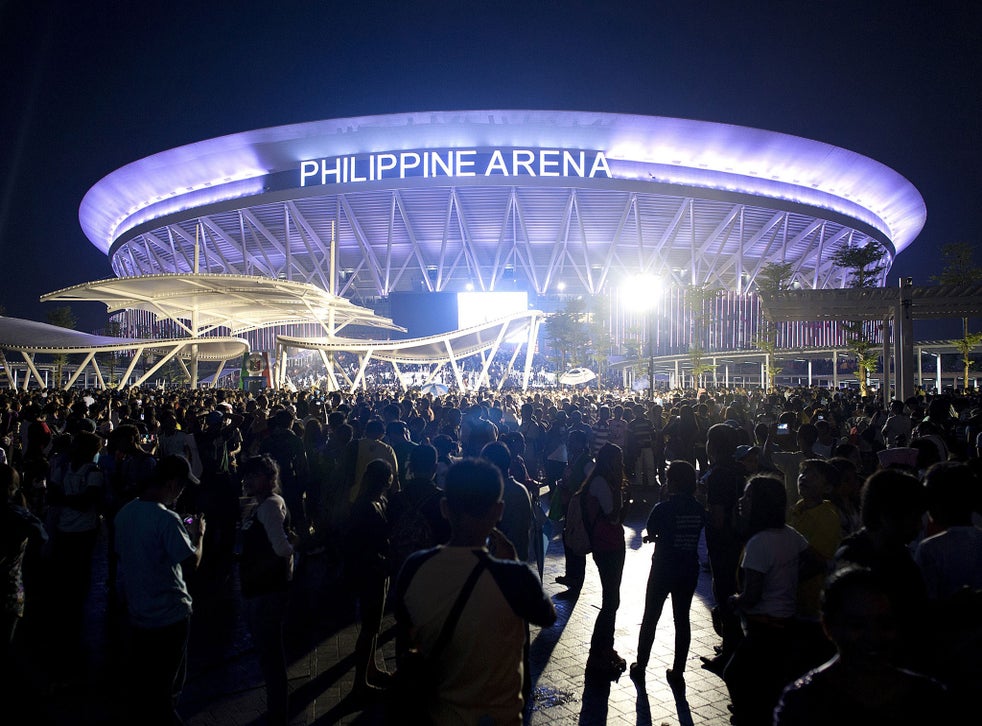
[621,274,662,399]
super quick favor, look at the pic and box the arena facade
[78,110,925,362]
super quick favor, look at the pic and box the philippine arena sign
[299,148,612,187]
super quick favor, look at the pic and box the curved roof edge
[277,309,543,363]
[79,110,926,257]
[0,316,248,360]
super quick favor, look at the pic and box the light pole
[621,274,662,400]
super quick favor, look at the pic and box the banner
[241,351,271,390]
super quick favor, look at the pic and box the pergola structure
[275,310,544,393]
[0,316,248,390]
[760,281,982,403]
[41,273,403,387]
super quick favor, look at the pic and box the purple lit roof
[80,110,926,257]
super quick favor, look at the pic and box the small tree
[46,306,78,387]
[754,262,794,390]
[684,283,719,388]
[101,320,124,385]
[543,298,589,372]
[932,242,982,389]
[830,242,887,396]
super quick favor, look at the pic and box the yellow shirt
[788,499,841,618]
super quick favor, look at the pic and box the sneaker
[666,668,684,687]
[628,662,645,683]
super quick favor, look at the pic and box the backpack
[563,488,592,556]
[388,490,439,576]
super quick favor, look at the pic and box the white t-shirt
[741,525,808,618]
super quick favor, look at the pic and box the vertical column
[882,316,892,408]
[897,278,915,402]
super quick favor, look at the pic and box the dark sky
[1,0,980,333]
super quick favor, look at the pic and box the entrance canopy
[39,273,403,387]
[276,310,544,393]
[0,316,248,390]
[41,273,403,337]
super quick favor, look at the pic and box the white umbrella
[559,367,596,385]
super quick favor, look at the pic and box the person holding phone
[762,421,821,514]
[114,455,202,725]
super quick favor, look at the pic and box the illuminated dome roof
[80,110,925,298]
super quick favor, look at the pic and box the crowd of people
[0,381,980,724]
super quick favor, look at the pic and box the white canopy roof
[41,273,404,337]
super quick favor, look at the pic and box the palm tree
[829,242,887,397]
[932,242,982,389]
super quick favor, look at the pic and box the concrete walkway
[27,500,733,725]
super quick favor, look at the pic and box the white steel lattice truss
[0,316,248,390]
[109,192,884,303]
[40,273,404,387]
[83,112,925,312]
[275,310,544,394]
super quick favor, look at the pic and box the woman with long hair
[240,454,296,726]
[581,442,628,677]
[343,458,394,698]
[723,474,809,725]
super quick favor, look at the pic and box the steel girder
[110,186,887,299]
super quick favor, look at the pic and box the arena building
[78,110,926,365]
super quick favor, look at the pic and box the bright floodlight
[620,274,662,311]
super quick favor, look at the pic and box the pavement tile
[28,503,745,725]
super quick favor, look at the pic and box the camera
[183,516,195,527]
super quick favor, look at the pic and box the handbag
[388,556,487,724]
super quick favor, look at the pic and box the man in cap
[734,444,762,477]
[114,455,203,725]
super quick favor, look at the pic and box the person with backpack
[393,458,556,724]
[387,444,450,579]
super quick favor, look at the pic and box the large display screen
[457,291,528,329]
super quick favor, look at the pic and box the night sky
[2,0,980,334]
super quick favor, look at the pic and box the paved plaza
[32,499,733,726]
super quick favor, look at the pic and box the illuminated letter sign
[298,148,611,186]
